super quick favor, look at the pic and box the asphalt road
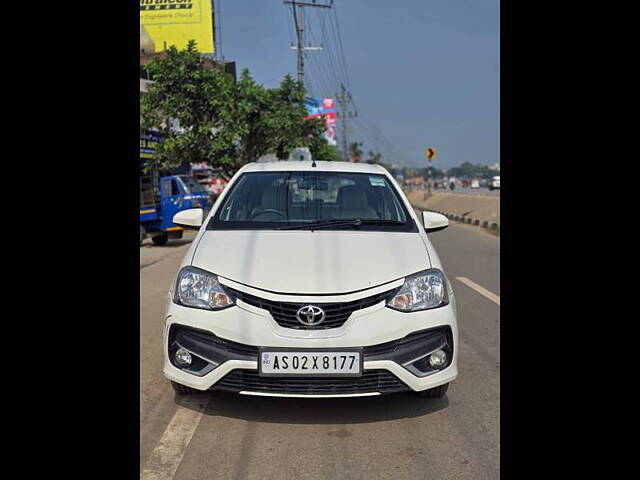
[140,218,500,480]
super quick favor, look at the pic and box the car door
[160,177,183,229]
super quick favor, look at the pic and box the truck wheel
[140,225,145,245]
[416,383,449,398]
[170,381,200,396]
[152,233,169,246]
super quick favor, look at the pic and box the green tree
[348,141,364,162]
[140,41,236,174]
[141,41,329,177]
[447,162,494,179]
[366,150,382,164]
[310,140,342,162]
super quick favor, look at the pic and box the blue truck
[140,173,212,245]
[140,132,212,245]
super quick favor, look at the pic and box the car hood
[191,230,431,294]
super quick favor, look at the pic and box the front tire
[416,383,449,398]
[152,233,169,246]
[170,381,200,396]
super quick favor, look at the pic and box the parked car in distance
[164,161,458,400]
[489,175,500,191]
[470,179,480,189]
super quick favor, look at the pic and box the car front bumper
[163,291,458,397]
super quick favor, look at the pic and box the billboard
[140,0,215,54]
[140,131,163,159]
[305,97,337,146]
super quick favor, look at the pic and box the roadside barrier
[416,207,500,236]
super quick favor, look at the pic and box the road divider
[406,190,500,235]
[455,277,500,306]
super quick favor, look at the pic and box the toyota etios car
[164,161,458,399]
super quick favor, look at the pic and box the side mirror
[173,208,203,229]
[422,211,449,232]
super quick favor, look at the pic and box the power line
[279,1,404,165]
[283,0,330,87]
[330,2,351,91]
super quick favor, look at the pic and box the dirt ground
[406,191,500,226]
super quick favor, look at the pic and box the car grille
[225,287,396,330]
[171,325,452,364]
[212,369,410,395]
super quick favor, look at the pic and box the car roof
[238,161,389,175]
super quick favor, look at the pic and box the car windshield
[208,171,415,231]
[179,176,207,194]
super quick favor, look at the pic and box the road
[140,217,500,480]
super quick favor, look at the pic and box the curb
[413,205,500,236]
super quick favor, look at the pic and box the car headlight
[173,266,235,310]
[386,269,449,312]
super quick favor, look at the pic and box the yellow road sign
[425,147,436,160]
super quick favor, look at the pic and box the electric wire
[282,1,407,164]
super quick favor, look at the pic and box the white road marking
[141,396,208,480]
[455,277,500,306]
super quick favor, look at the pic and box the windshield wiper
[358,219,406,225]
[276,218,406,230]
[276,219,363,230]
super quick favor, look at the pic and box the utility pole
[283,1,331,87]
[336,83,357,160]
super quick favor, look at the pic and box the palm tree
[348,141,363,163]
[366,150,382,164]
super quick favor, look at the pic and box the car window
[179,176,206,194]
[209,171,414,232]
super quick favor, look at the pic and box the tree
[309,138,342,162]
[141,41,329,177]
[348,141,364,162]
[366,150,382,164]
[447,162,494,180]
[140,42,238,174]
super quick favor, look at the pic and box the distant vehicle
[488,176,500,191]
[140,174,212,246]
[470,179,480,189]
[192,167,229,197]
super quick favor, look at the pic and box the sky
[213,0,499,169]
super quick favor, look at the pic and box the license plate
[259,349,362,377]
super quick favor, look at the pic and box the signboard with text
[305,97,337,146]
[140,0,215,54]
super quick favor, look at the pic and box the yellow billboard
[140,0,215,54]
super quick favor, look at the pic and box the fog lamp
[428,349,447,369]
[175,347,192,367]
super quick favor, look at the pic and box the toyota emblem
[296,305,325,326]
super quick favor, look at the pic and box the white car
[489,176,500,191]
[470,179,480,189]
[164,161,458,399]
